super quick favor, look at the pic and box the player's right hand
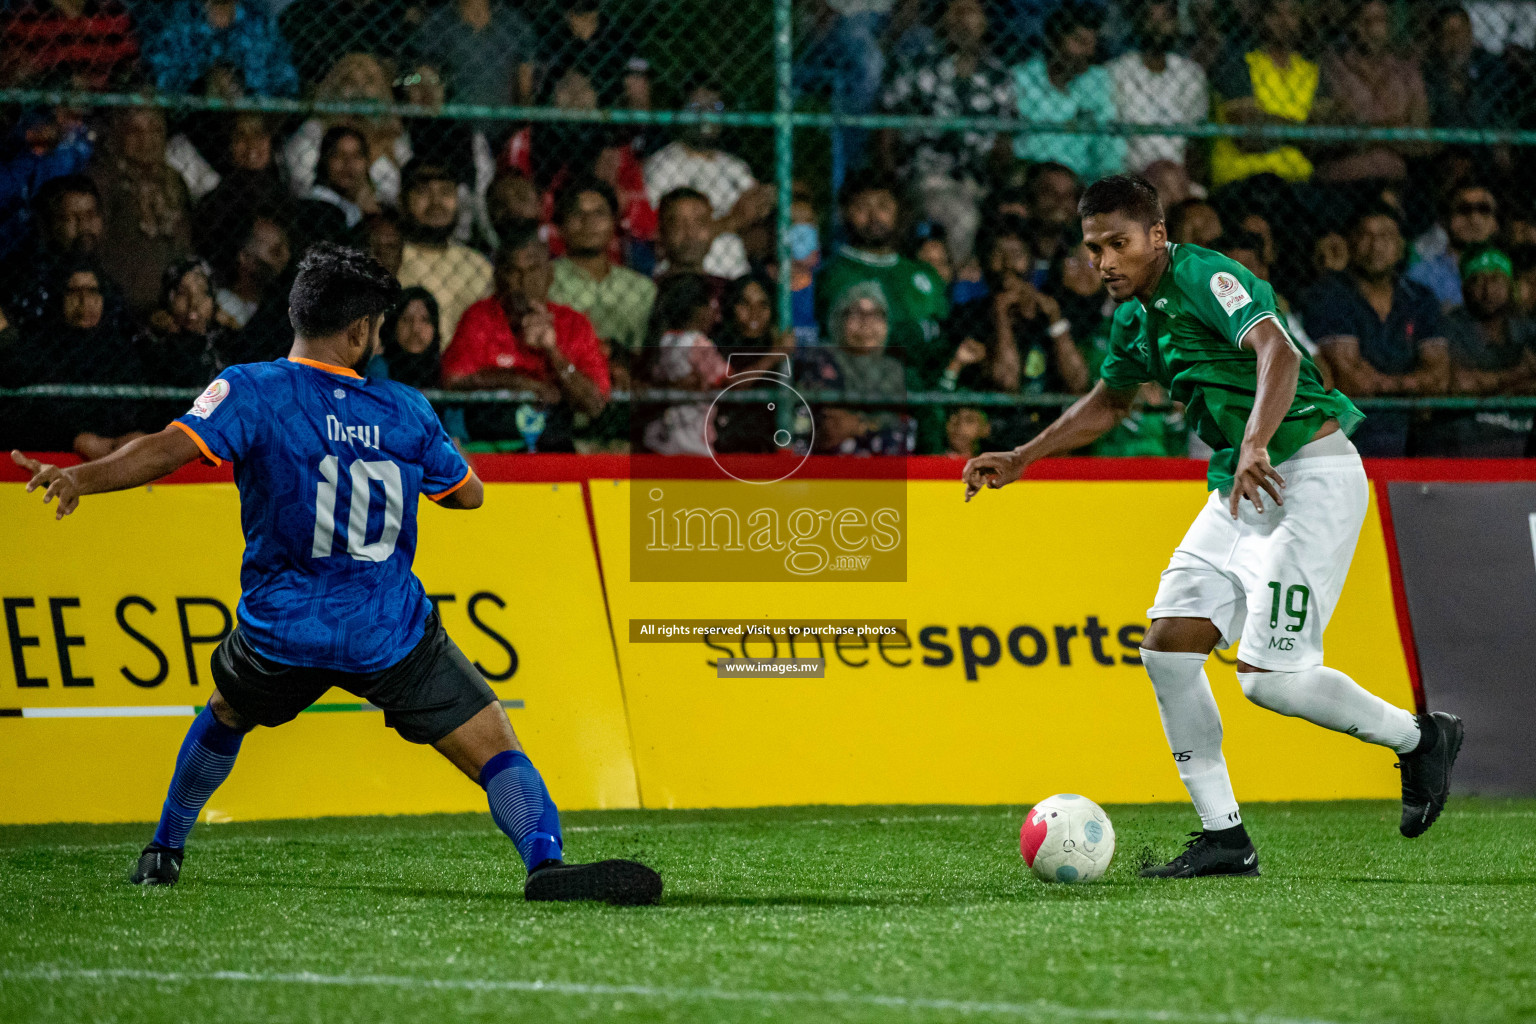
[962,449,1025,502]
[10,450,82,519]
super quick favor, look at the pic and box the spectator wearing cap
[644,81,770,281]
[142,0,297,97]
[1012,5,1124,184]
[442,227,609,451]
[398,157,493,342]
[1419,246,1536,455]
[548,177,657,382]
[1302,205,1450,456]
[1408,183,1500,311]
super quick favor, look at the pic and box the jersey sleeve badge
[188,378,230,419]
[1210,272,1252,315]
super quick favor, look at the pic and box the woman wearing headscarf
[797,281,913,455]
[4,258,144,456]
[369,286,444,390]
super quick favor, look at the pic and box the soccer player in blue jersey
[12,244,661,905]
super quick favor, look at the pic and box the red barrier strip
[8,452,1533,485]
[1373,480,1427,714]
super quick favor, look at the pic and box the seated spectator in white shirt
[643,82,772,280]
[1108,0,1208,174]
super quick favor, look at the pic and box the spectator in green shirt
[547,176,656,389]
[815,169,949,390]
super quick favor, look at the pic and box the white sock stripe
[0,965,1348,1024]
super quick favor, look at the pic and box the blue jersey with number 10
[174,357,472,672]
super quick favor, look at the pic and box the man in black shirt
[1302,206,1449,455]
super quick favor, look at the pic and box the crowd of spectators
[2,0,1536,457]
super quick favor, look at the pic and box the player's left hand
[10,450,82,519]
[1229,443,1285,518]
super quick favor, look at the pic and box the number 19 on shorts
[1267,581,1310,633]
[311,455,404,562]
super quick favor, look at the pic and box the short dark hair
[1212,229,1267,259]
[1078,174,1164,227]
[495,223,545,266]
[33,173,99,223]
[658,185,710,223]
[555,176,619,225]
[402,156,461,194]
[974,214,1032,266]
[287,243,400,339]
[1044,2,1100,45]
[1347,201,1404,236]
[653,272,716,332]
[837,167,903,211]
[1430,3,1471,32]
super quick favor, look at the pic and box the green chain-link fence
[2,0,1535,459]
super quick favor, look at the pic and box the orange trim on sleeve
[287,356,363,379]
[172,420,223,467]
[426,468,474,502]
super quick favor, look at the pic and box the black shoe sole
[524,859,662,905]
[1401,715,1464,839]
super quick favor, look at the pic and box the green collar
[1138,242,1180,313]
[837,245,900,268]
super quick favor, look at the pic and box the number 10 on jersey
[311,455,404,562]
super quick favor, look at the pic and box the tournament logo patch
[1210,272,1252,314]
[189,378,230,419]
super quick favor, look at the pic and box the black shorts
[210,612,498,744]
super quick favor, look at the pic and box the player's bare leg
[1233,661,1463,838]
[1137,618,1260,878]
[434,703,662,905]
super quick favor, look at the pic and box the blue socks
[151,704,245,850]
[481,749,563,871]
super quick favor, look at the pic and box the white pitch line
[0,966,1344,1024]
[19,706,197,718]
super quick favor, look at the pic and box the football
[1020,794,1116,883]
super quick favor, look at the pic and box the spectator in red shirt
[442,225,610,451]
[1,0,139,89]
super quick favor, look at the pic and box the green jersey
[1100,243,1364,492]
[816,246,950,386]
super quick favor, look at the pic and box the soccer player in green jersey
[963,175,1462,878]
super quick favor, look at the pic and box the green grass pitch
[2,800,1533,1024]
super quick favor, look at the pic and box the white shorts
[1147,435,1369,671]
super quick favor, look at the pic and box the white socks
[1140,649,1242,830]
[1239,666,1422,754]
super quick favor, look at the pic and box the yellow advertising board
[0,482,637,824]
[591,477,1414,809]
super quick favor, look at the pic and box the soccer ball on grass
[1020,794,1115,883]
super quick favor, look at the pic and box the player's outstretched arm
[11,425,201,520]
[963,381,1136,501]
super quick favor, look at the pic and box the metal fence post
[773,0,794,335]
